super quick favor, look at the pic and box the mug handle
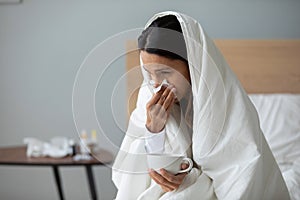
[178,157,193,173]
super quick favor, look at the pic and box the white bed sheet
[249,94,300,200]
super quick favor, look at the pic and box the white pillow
[249,94,300,170]
[249,94,300,200]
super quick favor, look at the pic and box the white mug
[147,154,193,174]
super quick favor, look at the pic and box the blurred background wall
[0,0,299,199]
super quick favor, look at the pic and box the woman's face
[141,51,191,101]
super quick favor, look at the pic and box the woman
[112,11,290,200]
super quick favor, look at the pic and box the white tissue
[24,137,73,158]
[149,79,169,94]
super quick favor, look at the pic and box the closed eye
[143,65,172,75]
[160,71,171,74]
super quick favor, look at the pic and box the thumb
[181,163,189,170]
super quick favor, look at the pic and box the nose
[149,77,163,88]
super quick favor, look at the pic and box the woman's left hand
[149,163,189,192]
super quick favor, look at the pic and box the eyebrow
[143,65,171,73]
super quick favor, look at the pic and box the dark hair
[138,15,188,64]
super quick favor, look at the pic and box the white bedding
[249,94,300,200]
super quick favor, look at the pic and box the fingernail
[171,87,176,93]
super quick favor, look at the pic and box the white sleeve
[144,127,165,153]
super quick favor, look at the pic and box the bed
[125,39,300,200]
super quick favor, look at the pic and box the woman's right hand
[146,85,176,133]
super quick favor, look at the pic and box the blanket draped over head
[112,11,290,200]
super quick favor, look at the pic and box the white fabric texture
[249,94,300,200]
[144,128,166,153]
[112,11,290,200]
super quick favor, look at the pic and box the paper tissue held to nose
[149,79,169,94]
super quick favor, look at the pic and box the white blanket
[112,11,290,200]
[249,94,300,200]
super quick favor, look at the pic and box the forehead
[140,51,175,70]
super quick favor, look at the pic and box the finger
[150,173,178,191]
[158,95,174,118]
[147,93,167,117]
[181,163,189,170]
[161,185,172,192]
[157,87,174,116]
[160,169,187,185]
[146,89,165,110]
[157,86,172,105]
[163,88,176,111]
[161,184,175,192]
[149,169,178,190]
